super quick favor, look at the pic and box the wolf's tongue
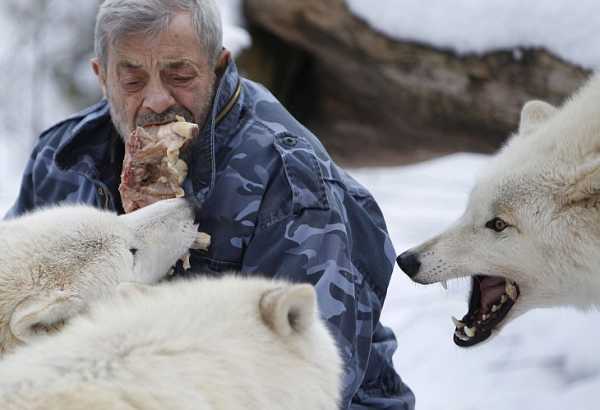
[479,276,506,311]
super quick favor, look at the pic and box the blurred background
[1,1,599,409]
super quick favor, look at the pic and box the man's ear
[214,49,231,77]
[90,57,108,98]
[518,100,557,136]
[564,158,600,208]
[259,284,317,337]
[9,291,86,343]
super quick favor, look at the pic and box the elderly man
[6,1,415,408]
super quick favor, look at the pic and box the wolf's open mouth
[452,275,520,347]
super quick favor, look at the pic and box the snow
[345,0,600,69]
[350,154,600,410]
[2,1,600,409]
[219,0,252,56]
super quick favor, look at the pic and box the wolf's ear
[9,291,86,343]
[519,100,557,136]
[259,284,316,337]
[564,159,600,207]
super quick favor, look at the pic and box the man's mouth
[136,109,194,128]
[452,275,520,347]
[140,121,173,127]
[138,118,181,128]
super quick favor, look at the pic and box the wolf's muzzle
[397,251,421,278]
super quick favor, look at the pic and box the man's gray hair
[95,0,223,68]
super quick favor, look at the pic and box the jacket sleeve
[3,118,69,220]
[240,180,414,409]
[4,149,38,219]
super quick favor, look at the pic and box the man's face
[92,13,218,141]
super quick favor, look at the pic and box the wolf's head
[0,276,343,409]
[398,74,600,347]
[0,198,198,355]
[117,277,343,408]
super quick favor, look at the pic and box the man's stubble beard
[107,82,216,143]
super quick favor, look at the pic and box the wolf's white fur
[0,276,342,410]
[405,73,600,332]
[0,198,198,355]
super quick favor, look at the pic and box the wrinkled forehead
[107,14,208,70]
[114,56,202,74]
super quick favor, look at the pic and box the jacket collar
[184,57,244,207]
[55,58,244,207]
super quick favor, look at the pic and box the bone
[182,253,191,271]
[172,115,199,139]
[464,326,476,338]
[191,232,211,251]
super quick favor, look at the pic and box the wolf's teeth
[452,316,465,328]
[500,294,508,304]
[491,304,500,313]
[482,314,490,321]
[440,280,448,290]
[455,330,470,341]
[464,326,476,337]
[505,282,518,300]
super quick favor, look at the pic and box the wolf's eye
[486,218,509,232]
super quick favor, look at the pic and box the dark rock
[242,0,590,165]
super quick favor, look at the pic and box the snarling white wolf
[398,73,600,347]
[0,198,199,355]
[0,275,342,410]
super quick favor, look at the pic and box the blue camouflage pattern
[6,59,415,410]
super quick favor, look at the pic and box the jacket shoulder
[37,101,108,147]
[233,80,387,228]
[234,106,330,219]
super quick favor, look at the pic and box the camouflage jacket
[6,60,415,409]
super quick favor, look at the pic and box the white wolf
[0,275,342,410]
[0,198,199,356]
[397,73,600,347]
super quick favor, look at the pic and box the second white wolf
[0,198,198,355]
[398,73,600,347]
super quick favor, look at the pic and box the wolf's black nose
[397,251,421,278]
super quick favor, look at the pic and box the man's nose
[397,251,421,278]
[142,80,176,114]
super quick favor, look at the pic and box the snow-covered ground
[346,0,600,69]
[351,154,600,410]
